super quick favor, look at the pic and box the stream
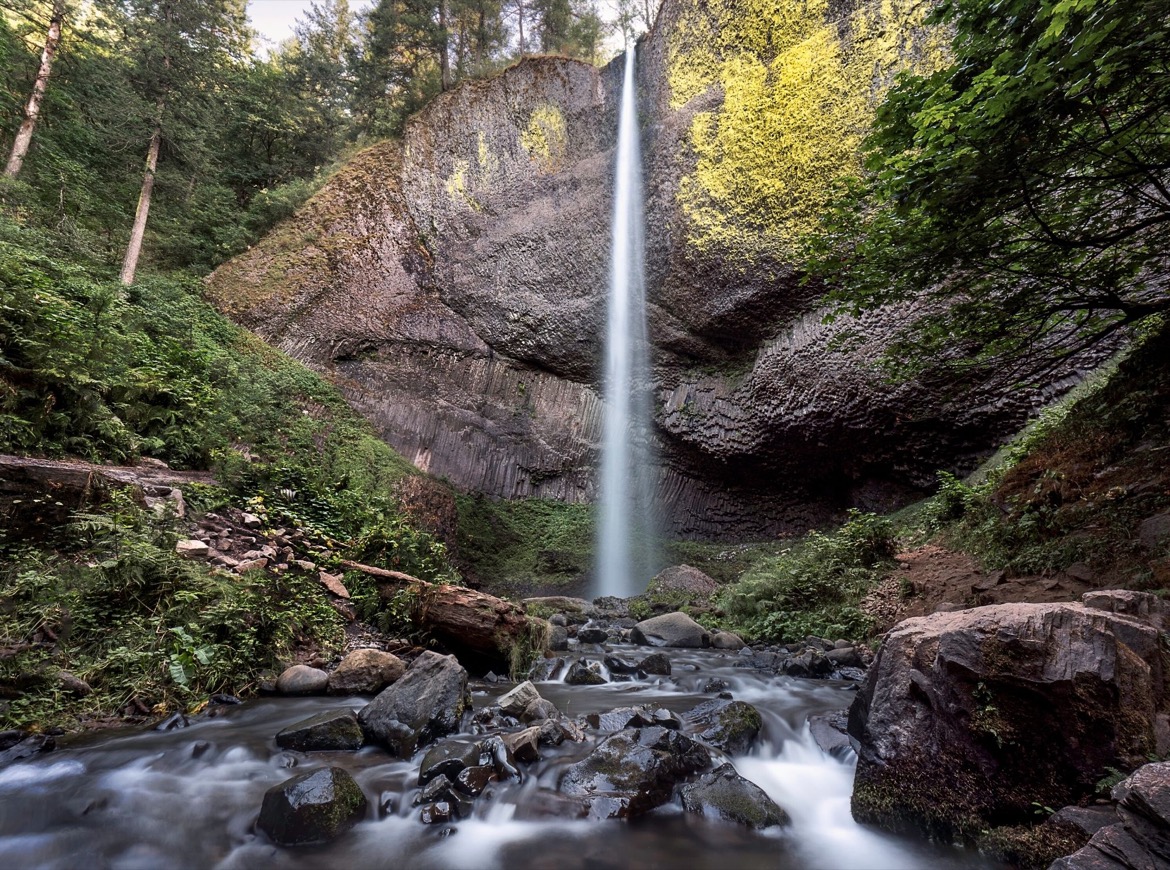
[0,645,994,869]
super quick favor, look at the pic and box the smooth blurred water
[0,645,998,870]
[596,45,657,599]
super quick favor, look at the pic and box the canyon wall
[206,0,1085,538]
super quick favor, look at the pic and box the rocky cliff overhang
[206,0,1092,539]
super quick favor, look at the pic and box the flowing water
[596,46,657,599]
[0,646,995,870]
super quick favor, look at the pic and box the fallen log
[340,560,550,676]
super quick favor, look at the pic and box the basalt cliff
[206,0,1086,538]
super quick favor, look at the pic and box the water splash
[595,45,656,599]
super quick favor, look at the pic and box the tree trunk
[4,0,66,179]
[119,121,161,286]
[341,560,550,674]
[438,0,451,91]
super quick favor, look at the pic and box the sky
[247,0,372,53]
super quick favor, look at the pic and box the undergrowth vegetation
[719,510,897,642]
[1,495,345,727]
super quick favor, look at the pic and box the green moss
[519,105,568,174]
[668,0,949,262]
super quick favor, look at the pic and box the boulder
[549,625,569,651]
[631,612,710,648]
[585,707,658,731]
[808,711,852,759]
[357,651,471,755]
[502,726,542,763]
[529,656,566,681]
[275,711,364,752]
[455,764,496,797]
[256,767,367,846]
[577,621,610,644]
[497,680,541,717]
[849,595,1170,841]
[327,649,405,695]
[679,763,789,829]
[418,739,481,786]
[647,565,719,598]
[684,699,763,755]
[275,665,329,696]
[710,631,745,650]
[521,698,559,722]
[1052,762,1170,869]
[564,659,607,686]
[637,652,672,676]
[560,726,710,819]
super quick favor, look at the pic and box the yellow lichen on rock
[668,0,948,262]
[519,105,568,174]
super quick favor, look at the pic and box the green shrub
[719,510,896,643]
[0,496,344,729]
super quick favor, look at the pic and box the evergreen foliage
[813,0,1170,379]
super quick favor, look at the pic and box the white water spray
[596,46,655,599]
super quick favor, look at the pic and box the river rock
[637,652,672,676]
[357,651,471,756]
[327,649,405,694]
[256,767,367,846]
[1051,762,1170,869]
[679,763,789,829]
[549,625,569,651]
[560,726,710,819]
[577,621,610,644]
[631,612,710,648]
[418,739,482,785]
[849,595,1170,841]
[502,726,542,763]
[275,665,329,696]
[585,707,657,732]
[529,656,566,681]
[710,631,745,650]
[455,764,496,797]
[564,659,607,686]
[497,680,541,717]
[275,710,364,752]
[521,698,559,722]
[808,710,852,759]
[684,699,763,755]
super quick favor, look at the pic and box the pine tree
[4,0,66,178]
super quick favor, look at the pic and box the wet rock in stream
[630,612,710,648]
[564,658,607,686]
[684,699,763,756]
[275,710,364,751]
[559,726,711,819]
[357,651,470,755]
[256,767,367,846]
[678,763,789,829]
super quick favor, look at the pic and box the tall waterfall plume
[595,46,656,599]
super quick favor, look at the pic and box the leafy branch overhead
[811,0,1170,380]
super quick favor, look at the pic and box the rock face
[559,726,710,818]
[357,651,471,755]
[256,767,367,846]
[1052,762,1170,869]
[631,612,710,648]
[849,593,1170,841]
[204,0,1090,540]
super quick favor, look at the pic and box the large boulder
[631,612,710,648]
[357,651,471,755]
[850,593,1170,841]
[275,665,329,696]
[256,767,367,846]
[497,680,542,717]
[647,565,719,599]
[1052,762,1170,869]
[559,726,710,818]
[679,763,789,829]
[327,649,405,695]
[275,710,364,752]
[684,699,763,755]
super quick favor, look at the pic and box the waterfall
[595,46,655,599]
